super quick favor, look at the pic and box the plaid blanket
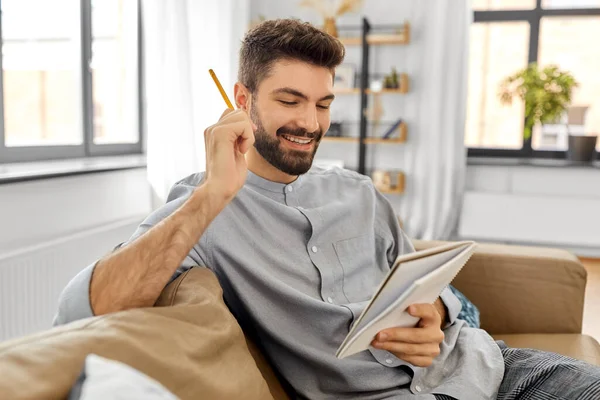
[435,342,600,399]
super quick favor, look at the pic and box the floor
[582,258,600,342]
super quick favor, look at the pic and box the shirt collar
[246,170,303,193]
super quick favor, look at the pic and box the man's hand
[204,109,256,203]
[371,303,445,368]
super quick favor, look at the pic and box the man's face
[248,60,335,176]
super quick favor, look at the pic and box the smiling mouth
[280,134,314,145]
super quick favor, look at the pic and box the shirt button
[286,186,293,192]
[414,385,422,393]
[327,297,334,304]
[385,358,393,364]
[311,246,318,253]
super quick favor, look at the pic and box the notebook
[336,241,477,359]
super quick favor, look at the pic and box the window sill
[467,156,600,170]
[0,154,147,184]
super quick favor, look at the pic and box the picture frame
[334,64,356,89]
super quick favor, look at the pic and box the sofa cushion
[0,267,284,400]
[493,333,600,366]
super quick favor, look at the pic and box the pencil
[209,69,234,110]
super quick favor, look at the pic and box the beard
[249,105,323,176]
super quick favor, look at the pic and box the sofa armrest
[412,240,587,335]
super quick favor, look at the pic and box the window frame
[0,0,143,164]
[468,0,600,159]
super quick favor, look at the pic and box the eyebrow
[271,87,335,102]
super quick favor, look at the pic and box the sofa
[0,240,599,399]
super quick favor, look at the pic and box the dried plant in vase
[299,0,364,37]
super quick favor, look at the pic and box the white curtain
[141,0,249,204]
[399,0,472,240]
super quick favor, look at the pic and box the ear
[234,82,251,111]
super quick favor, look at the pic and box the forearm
[91,183,226,315]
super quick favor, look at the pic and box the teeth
[282,134,312,144]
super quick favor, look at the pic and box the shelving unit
[338,22,410,46]
[322,122,408,144]
[377,172,406,195]
[379,186,405,195]
[331,18,409,195]
[333,74,409,95]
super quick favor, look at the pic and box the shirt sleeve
[373,188,415,265]
[53,174,209,326]
[439,286,462,328]
[373,186,462,329]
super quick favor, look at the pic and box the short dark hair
[238,19,345,93]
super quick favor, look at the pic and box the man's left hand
[371,303,445,368]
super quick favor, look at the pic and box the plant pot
[323,17,338,37]
[567,134,598,163]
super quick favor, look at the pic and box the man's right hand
[203,109,256,203]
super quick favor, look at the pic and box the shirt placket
[287,184,339,304]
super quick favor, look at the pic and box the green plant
[498,63,579,140]
[384,67,399,89]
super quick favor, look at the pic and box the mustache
[276,126,322,139]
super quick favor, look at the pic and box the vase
[323,17,338,37]
[567,134,598,163]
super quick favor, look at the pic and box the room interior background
[0,0,599,343]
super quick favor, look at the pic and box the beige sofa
[0,241,599,399]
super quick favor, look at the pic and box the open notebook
[336,241,477,359]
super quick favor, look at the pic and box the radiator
[0,217,143,342]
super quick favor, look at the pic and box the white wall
[251,0,418,170]
[458,163,600,257]
[0,168,152,340]
[0,169,152,253]
[250,0,440,225]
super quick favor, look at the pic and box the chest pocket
[334,235,386,303]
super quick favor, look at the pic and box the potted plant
[499,63,596,162]
[299,0,363,37]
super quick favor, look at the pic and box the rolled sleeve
[53,262,97,326]
[439,286,462,329]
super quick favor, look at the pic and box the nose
[297,106,319,134]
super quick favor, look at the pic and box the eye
[279,100,297,106]
[317,105,330,110]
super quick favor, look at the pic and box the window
[466,0,600,158]
[0,0,141,163]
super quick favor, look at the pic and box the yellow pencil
[209,69,234,110]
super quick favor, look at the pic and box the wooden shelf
[376,172,405,195]
[334,74,409,94]
[322,137,406,144]
[323,122,407,143]
[379,186,405,195]
[339,23,410,46]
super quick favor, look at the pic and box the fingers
[237,122,255,154]
[219,108,256,129]
[372,341,441,358]
[219,108,235,119]
[408,303,441,327]
[375,326,444,344]
[207,121,251,143]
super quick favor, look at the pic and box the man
[55,19,600,399]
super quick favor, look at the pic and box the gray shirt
[55,166,504,399]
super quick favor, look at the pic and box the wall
[0,169,152,340]
[249,1,599,254]
[0,169,151,253]
[250,0,437,226]
[458,163,600,257]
